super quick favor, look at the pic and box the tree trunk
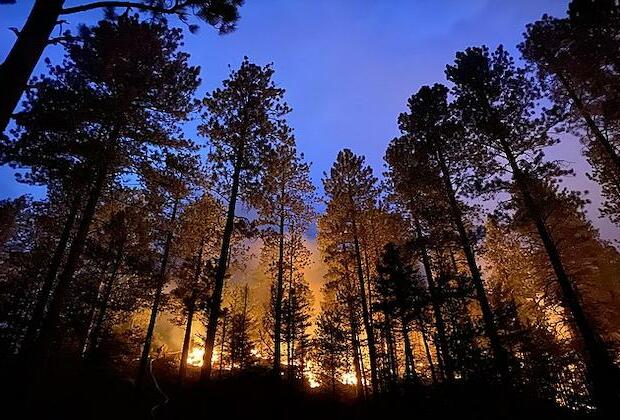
[136,196,179,388]
[179,240,205,382]
[331,359,337,397]
[286,238,295,381]
[556,71,620,177]
[500,138,619,413]
[401,319,418,382]
[348,301,364,400]
[218,314,227,376]
[273,199,286,375]
[385,315,398,383]
[201,156,242,381]
[0,0,65,135]
[413,218,453,382]
[20,192,81,357]
[31,164,108,373]
[434,150,510,383]
[239,284,249,369]
[351,216,379,394]
[178,291,197,382]
[419,320,438,384]
[82,237,124,360]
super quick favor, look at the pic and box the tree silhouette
[321,149,380,393]
[198,58,291,380]
[2,14,200,382]
[447,44,619,413]
[0,0,243,136]
[520,1,620,225]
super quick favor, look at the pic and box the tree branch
[61,1,185,16]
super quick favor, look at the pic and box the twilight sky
[1,0,618,242]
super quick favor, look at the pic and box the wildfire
[187,347,205,367]
[304,361,321,388]
[186,345,221,368]
[340,371,357,385]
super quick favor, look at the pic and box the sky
[1,0,618,242]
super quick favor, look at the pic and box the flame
[304,361,321,388]
[340,371,357,385]
[187,347,205,367]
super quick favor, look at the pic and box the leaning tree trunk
[136,197,179,389]
[273,198,286,375]
[434,150,510,384]
[500,138,619,414]
[201,155,242,381]
[0,0,65,135]
[555,71,620,177]
[413,218,453,382]
[20,192,81,358]
[31,164,108,376]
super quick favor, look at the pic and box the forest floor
[0,355,605,420]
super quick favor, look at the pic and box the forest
[0,1,619,419]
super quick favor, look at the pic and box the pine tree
[447,45,619,412]
[198,58,291,380]
[321,149,380,393]
[520,1,620,223]
[374,243,424,383]
[136,151,201,387]
[0,0,242,135]
[394,83,509,382]
[253,137,315,375]
[173,193,223,381]
[4,15,201,381]
[313,303,349,395]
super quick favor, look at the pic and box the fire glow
[187,347,205,367]
[340,371,357,385]
[186,345,221,368]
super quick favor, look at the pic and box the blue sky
[1,0,618,242]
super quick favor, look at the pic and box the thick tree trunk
[201,157,242,381]
[500,139,619,413]
[20,193,81,357]
[136,197,179,388]
[0,0,65,135]
[413,219,453,382]
[273,201,286,375]
[435,151,510,383]
[351,216,379,393]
